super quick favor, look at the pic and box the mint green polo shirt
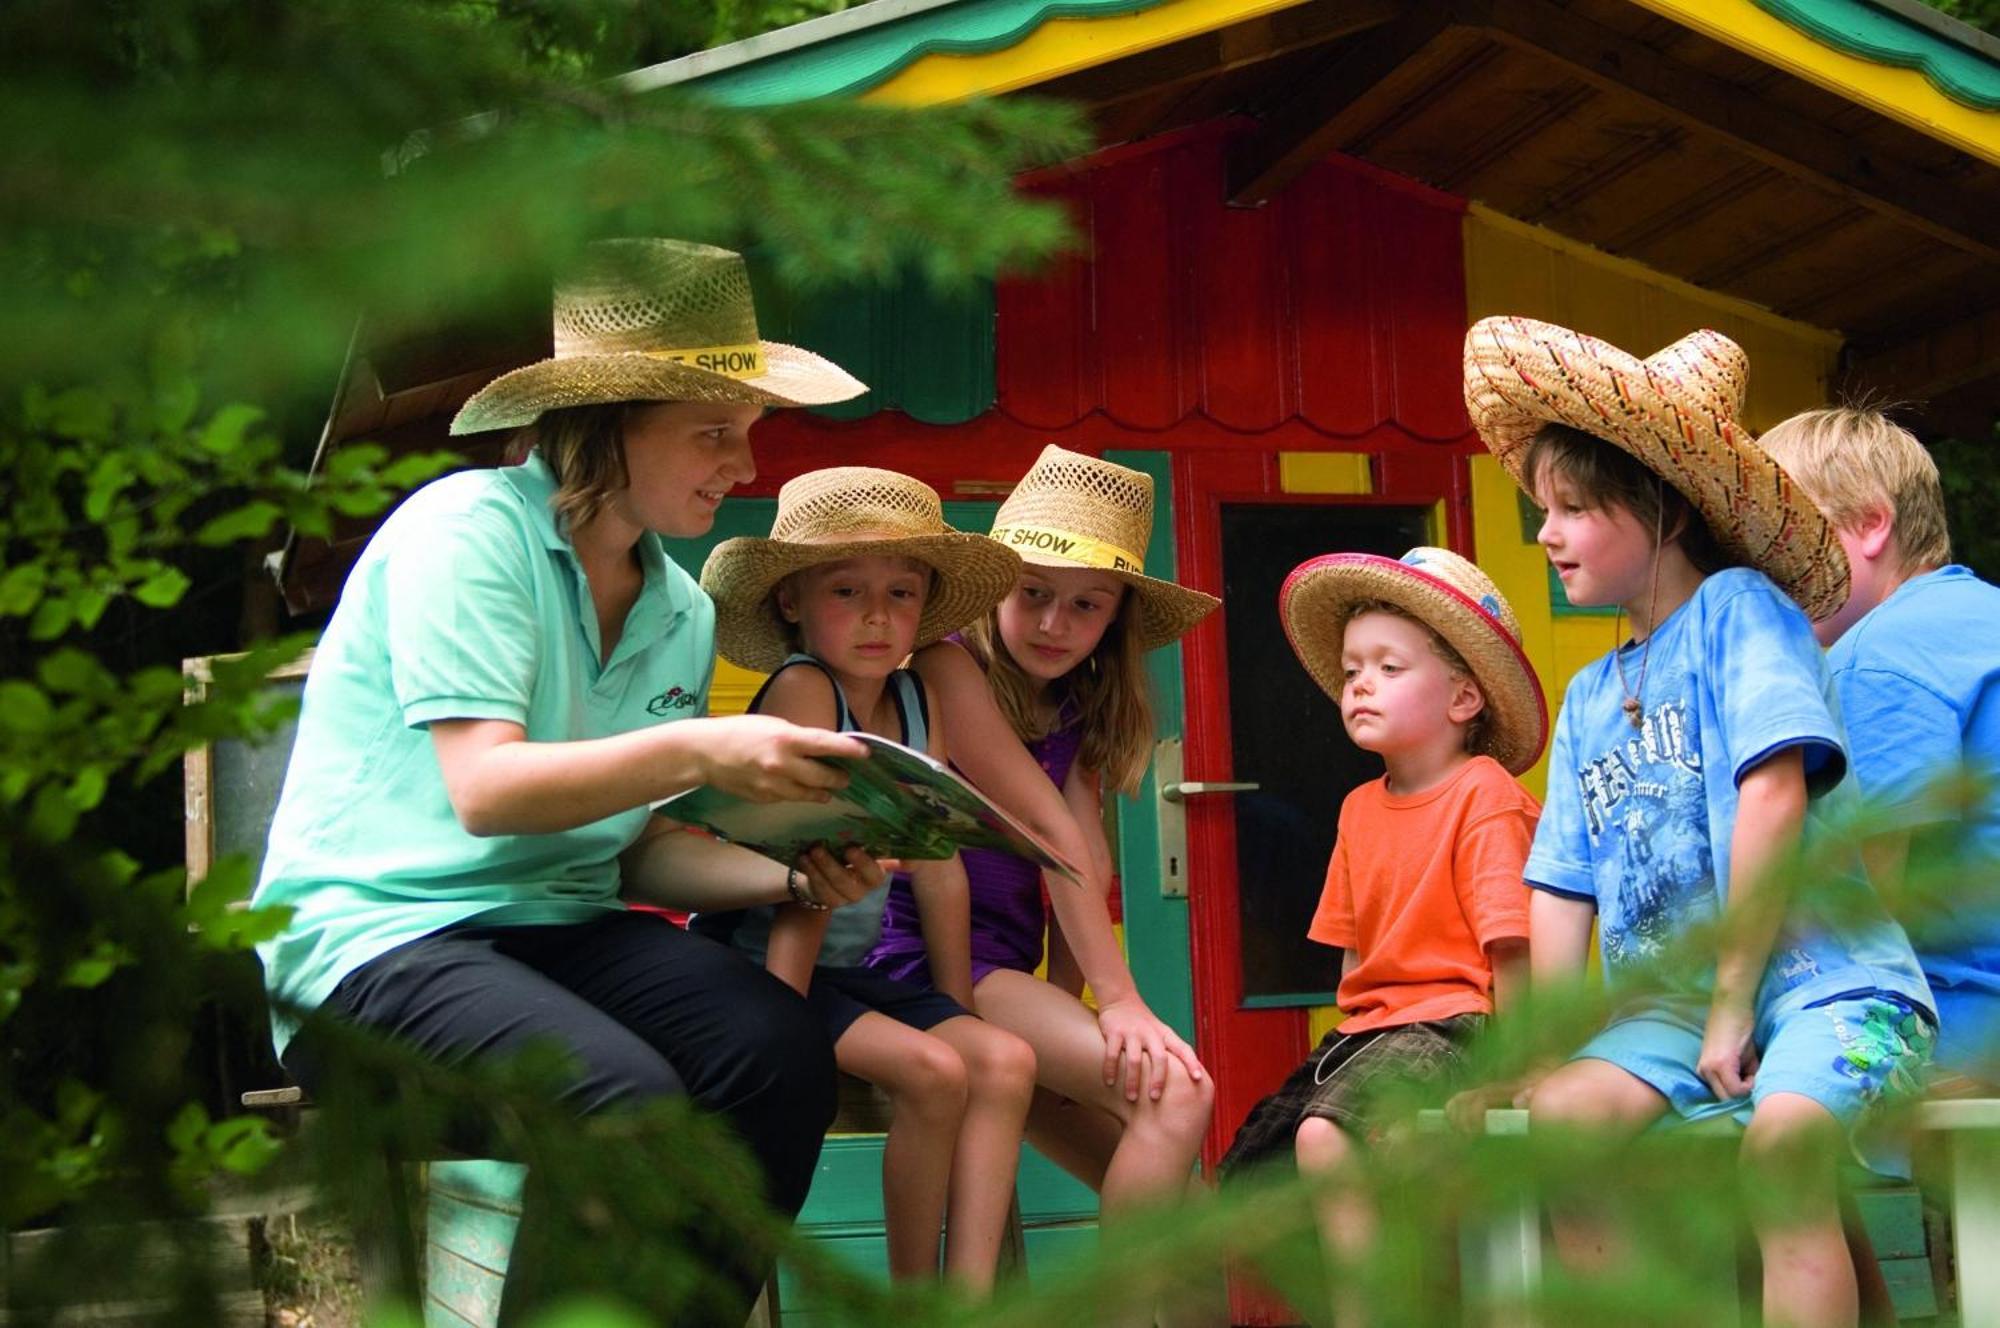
[252,454,715,1056]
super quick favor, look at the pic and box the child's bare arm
[911,854,976,1010]
[766,905,832,996]
[913,641,1113,897]
[742,665,848,990]
[1701,745,1808,1099]
[1449,892,1589,1131]
[1488,939,1529,1014]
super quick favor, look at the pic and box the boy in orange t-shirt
[1220,547,1545,1305]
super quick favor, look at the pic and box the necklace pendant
[1622,696,1643,728]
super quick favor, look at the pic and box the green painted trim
[1755,0,2000,108]
[1106,450,1198,1045]
[1240,990,1341,1010]
[686,0,1170,105]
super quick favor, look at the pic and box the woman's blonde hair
[506,403,632,534]
[1758,407,1951,573]
[961,599,1155,796]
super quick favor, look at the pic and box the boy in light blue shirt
[1464,318,1934,1327]
[1762,406,2000,1087]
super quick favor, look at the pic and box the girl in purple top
[869,444,1222,1264]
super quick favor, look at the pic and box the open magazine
[654,733,1084,886]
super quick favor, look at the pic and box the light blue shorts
[1573,991,1935,1176]
[1929,983,2000,1086]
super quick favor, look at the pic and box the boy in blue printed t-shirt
[1462,318,1935,1328]
[1762,407,2000,1088]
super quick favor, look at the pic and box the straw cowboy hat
[1281,547,1548,776]
[703,468,1022,674]
[1462,315,1848,621]
[450,238,866,435]
[986,445,1220,649]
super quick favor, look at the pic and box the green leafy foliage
[0,0,1083,1321]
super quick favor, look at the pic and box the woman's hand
[793,843,889,910]
[694,714,868,803]
[1096,995,1206,1102]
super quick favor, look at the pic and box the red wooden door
[1173,446,1471,1321]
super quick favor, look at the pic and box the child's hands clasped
[1096,995,1207,1101]
[1697,999,1759,1101]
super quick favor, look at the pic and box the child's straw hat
[451,239,866,435]
[986,445,1220,649]
[1463,315,1848,621]
[702,468,1022,674]
[1281,547,1548,775]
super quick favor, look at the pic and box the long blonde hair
[961,599,1155,796]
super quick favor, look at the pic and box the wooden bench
[1423,1101,2000,1324]
[248,1074,1028,1327]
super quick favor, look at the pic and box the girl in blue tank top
[692,466,1036,1291]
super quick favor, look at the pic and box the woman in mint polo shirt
[253,240,882,1322]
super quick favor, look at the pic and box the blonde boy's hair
[1760,408,1951,573]
[1340,599,1489,756]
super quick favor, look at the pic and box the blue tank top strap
[748,653,856,732]
[889,668,929,753]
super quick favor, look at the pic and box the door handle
[1159,780,1260,803]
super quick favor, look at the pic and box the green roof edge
[674,0,1171,105]
[1755,0,2000,109]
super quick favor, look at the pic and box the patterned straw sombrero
[1463,316,1848,621]
[451,239,866,435]
[1280,547,1548,775]
[986,445,1220,650]
[703,468,1022,674]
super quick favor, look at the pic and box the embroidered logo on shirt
[646,686,699,716]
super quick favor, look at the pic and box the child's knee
[1293,1115,1353,1172]
[963,1026,1037,1100]
[891,1036,971,1115]
[1156,1059,1216,1134]
[1741,1092,1841,1176]
[1528,1063,1654,1132]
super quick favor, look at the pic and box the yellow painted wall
[1463,204,1842,802]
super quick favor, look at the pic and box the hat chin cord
[1613,480,1666,730]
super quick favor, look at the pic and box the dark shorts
[809,964,969,1043]
[1220,1014,1486,1179]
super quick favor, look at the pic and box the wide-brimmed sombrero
[985,445,1220,649]
[1281,547,1548,775]
[1463,316,1847,621]
[450,239,866,435]
[703,467,1022,674]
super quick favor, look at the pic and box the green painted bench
[1424,1101,2000,1324]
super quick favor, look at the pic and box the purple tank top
[865,650,1085,989]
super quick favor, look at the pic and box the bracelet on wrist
[786,867,829,911]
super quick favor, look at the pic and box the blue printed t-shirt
[1526,567,1932,1024]
[1828,565,2000,996]
[252,454,716,1056]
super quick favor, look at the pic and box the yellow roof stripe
[1628,0,2000,165]
[860,0,1313,104]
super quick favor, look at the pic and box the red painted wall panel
[994,119,1469,447]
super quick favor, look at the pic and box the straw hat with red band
[1462,315,1848,622]
[986,445,1220,650]
[702,467,1022,674]
[1281,547,1548,776]
[451,238,867,435]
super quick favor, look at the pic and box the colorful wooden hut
[281,0,2000,1313]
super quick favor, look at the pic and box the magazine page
[656,734,1083,885]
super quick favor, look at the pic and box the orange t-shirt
[1307,755,1540,1035]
